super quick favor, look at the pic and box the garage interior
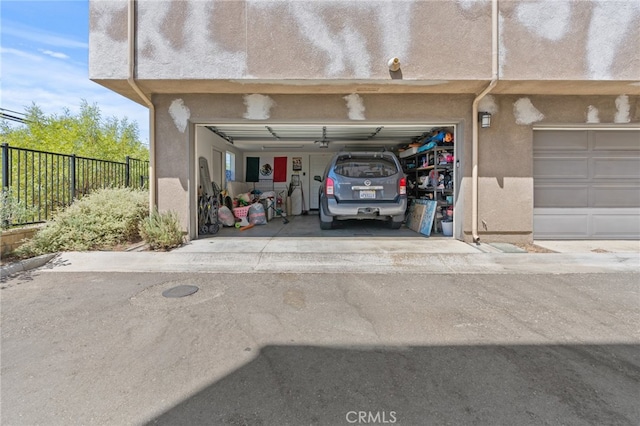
[195,123,459,239]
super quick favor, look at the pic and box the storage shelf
[399,145,454,161]
[415,187,453,192]
[400,143,455,234]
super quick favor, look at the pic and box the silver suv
[314,151,407,230]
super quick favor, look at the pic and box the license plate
[359,190,376,199]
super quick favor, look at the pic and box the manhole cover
[162,285,199,298]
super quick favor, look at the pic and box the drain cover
[162,285,199,298]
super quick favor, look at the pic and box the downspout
[128,0,156,210]
[471,0,498,243]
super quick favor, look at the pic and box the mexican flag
[246,156,287,182]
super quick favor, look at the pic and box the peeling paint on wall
[243,94,275,120]
[343,94,366,120]
[169,99,190,133]
[457,0,483,10]
[516,1,571,41]
[137,2,247,78]
[89,2,128,78]
[513,98,544,125]
[281,1,413,78]
[587,2,640,79]
[586,106,600,124]
[614,95,631,124]
[498,13,506,78]
[479,95,498,115]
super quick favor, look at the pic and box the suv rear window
[334,155,398,178]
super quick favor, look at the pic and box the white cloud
[0,47,44,61]
[0,47,149,144]
[3,21,88,49]
[39,49,70,60]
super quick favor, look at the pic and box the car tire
[388,215,403,229]
[319,198,334,230]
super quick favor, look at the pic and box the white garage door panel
[593,158,640,179]
[534,208,640,239]
[534,185,589,208]
[534,157,589,179]
[591,186,640,208]
[592,211,640,238]
[593,131,640,150]
[533,130,589,150]
[534,129,640,239]
[533,209,590,238]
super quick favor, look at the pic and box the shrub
[1,189,37,229]
[139,209,184,251]
[16,187,148,256]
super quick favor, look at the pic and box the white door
[309,154,333,209]
[533,129,640,239]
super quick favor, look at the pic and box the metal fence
[1,143,149,226]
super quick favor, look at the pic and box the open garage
[194,122,460,239]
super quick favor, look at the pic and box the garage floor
[204,211,444,239]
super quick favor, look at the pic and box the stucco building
[89,0,640,243]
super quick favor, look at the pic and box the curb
[1,253,58,278]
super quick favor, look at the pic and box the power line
[0,108,30,124]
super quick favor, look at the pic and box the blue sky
[1,0,149,144]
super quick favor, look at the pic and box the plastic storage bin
[441,220,453,236]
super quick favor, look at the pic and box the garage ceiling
[205,124,443,152]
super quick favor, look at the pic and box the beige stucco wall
[499,1,640,80]
[153,93,638,242]
[89,0,640,243]
[468,94,639,243]
[90,1,640,102]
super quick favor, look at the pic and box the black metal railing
[1,143,149,226]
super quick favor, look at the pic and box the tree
[0,102,149,227]
[0,101,148,161]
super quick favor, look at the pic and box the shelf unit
[400,145,455,234]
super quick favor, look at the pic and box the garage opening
[533,128,640,239]
[194,123,459,239]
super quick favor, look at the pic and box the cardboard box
[399,147,419,158]
[406,199,437,236]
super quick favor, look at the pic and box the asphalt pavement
[1,218,639,425]
[2,269,639,425]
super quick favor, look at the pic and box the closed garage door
[533,129,640,239]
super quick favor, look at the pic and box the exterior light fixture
[478,112,492,128]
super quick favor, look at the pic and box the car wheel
[319,198,334,230]
[388,215,403,229]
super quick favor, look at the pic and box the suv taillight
[326,177,335,196]
[399,177,406,195]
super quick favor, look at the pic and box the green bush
[139,209,184,251]
[1,189,37,230]
[16,187,148,256]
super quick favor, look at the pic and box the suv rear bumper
[325,198,407,217]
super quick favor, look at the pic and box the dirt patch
[513,243,557,253]
[590,248,610,253]
[0,253,21,266]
